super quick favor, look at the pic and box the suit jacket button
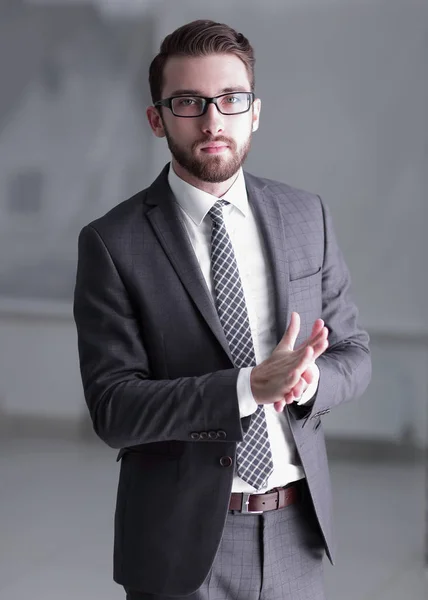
[200,432,208,440]
[217,430,227,439]
[208,431,217,439]
[219,456,233,468]
[190,433,200,440]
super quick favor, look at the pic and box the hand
[250,312,328,409]
[272,318,325,412]
[273,363,318,413]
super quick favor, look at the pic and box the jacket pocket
[116,441,185,462]
[289,266,322,282]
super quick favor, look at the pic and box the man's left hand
[273,363,320,412]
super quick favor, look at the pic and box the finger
[288,346,314,388]
[298,328,328,358]
[292,335,325,367]
[291,377,307,398]
[311,338,329,360]
[284,391,295,404]
[279,312,300,351]
[312,318,325,337]
[274,399,286,412]
[295,325,328,353]
[301,368,314,385]
[295,319,324,350]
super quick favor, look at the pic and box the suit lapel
[245,173,290,343]
[146,166,234,363]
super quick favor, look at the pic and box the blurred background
[0,0,427,598]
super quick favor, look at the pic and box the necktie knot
[208,200,229,226]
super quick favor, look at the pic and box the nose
[200,102,224,136]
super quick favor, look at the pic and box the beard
[163,125,252,183]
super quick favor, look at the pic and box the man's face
[148,53,261,183]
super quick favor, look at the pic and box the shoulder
[80,164,171,241]
[244,171,325,219]
[244,171,322,207]
[82,188,149,241]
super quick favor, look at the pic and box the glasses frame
[154,92,255,118]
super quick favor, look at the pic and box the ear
[252,97,261,132]
[147,106,166,138]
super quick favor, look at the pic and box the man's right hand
[250,312,329,407]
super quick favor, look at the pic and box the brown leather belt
[229,483,300,514]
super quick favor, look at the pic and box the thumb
[277,312,300,352]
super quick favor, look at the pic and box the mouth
[200,144,229,154]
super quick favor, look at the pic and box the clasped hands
[250,312,329,413]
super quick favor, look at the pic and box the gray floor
[0,436,426,600]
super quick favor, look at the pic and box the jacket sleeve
[73,224,246,449]
[289,196,372,423]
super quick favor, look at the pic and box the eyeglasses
[154,92,255,118]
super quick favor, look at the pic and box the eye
[223,95,240,104]
[176,97,198,106]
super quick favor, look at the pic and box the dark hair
[148,20,255,104]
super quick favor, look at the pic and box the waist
[229,478,306,514]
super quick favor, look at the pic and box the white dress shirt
[168,164,319,494]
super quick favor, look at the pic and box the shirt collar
[168,163,249,226]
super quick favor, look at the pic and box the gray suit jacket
[73,163,371,595]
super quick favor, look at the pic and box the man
[73,19,371,600]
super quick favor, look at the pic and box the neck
[171,159,239,198]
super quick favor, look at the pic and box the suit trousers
[124,481,326,600]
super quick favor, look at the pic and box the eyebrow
[167,86,250,97]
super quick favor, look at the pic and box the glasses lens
[218,93,251,114]
[171,97,205,117]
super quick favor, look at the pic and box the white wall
[322,333,428,448]
[0,306,83,420]
[0,10,152,301]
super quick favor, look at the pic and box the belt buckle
[240,492,263,514]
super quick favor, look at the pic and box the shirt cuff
[237,367,259,418]
[296,363,320,405]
